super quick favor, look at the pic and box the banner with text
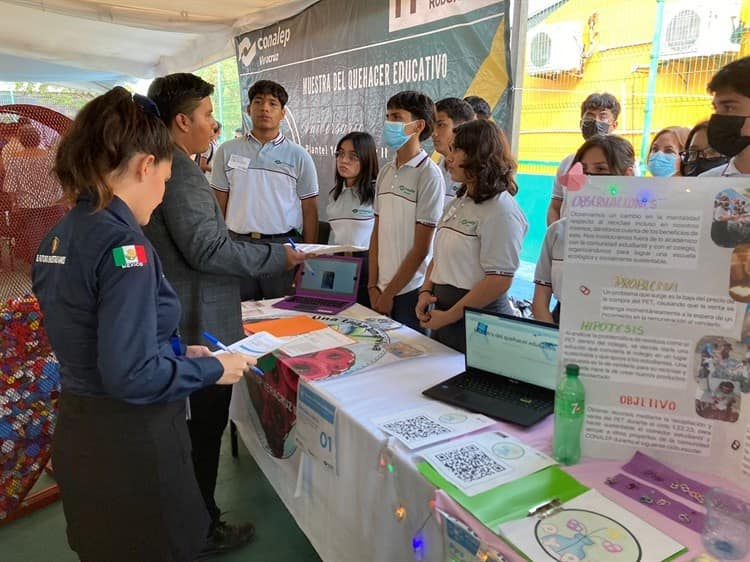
[560,176,750,489]
[234,0,511,209]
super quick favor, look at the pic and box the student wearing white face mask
[646,126,689,176]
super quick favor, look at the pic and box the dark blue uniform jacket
[32,196,223,405]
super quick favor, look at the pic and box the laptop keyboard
[455,373,551,410]
[291,296,343,308]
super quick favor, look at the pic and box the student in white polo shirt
[416,120,527,352]
[211,80,319,300]
[432,98,475,209]
[700,56,750,178]
[369,91,445,332]
[327,131,378,306]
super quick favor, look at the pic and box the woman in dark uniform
[32,87,256,562]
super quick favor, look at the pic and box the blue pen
[288,238,315,276]
[202,332,264,376]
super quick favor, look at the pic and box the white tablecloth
[229,304,466,562]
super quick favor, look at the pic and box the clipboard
[417,464,587,531]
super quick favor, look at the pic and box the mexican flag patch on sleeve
[112,245,148,268]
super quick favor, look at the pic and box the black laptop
[423,308,559,427]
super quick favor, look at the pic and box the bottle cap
[565,363,580,377]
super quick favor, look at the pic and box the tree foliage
[195,58,243,141]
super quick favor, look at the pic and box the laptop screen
[298,256,360,297]
[464,309,559,390]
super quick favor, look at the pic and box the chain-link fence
[518,0,749,174]
[194,58,245,143]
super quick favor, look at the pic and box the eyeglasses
[680,147,722,164]
[132,93,161,119]
[335,150,360,162]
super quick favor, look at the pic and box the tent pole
[216,61,224,136]
[509,0,528,158]
[640,0,666,169]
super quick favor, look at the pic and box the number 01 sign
[296,380,338,473]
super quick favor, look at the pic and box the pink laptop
[273,255,363,314]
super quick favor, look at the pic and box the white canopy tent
[0,0,534,151]
[0,0,320,84]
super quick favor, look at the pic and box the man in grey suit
[144,73,305,556]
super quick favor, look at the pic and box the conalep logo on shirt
[112,245,148,268]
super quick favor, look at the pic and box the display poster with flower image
[239,314,426,458]
[559,176,750,490]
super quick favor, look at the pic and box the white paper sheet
[421,432,555,496]
[226,331,287,356]
[292,243,367,255]
[374,404,496,450]
[499,489,684,561]
[280,327,356,357]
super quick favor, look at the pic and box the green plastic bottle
[552,363,585,465]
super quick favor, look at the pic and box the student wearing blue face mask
[647,126,689,176]
[368,91,445,331]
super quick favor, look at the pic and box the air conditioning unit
[659,0,740,60]
[526,22,583,77]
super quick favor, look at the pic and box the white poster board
[560,176,750,489]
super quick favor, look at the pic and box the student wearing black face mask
[681,121,728,176]
[700,57,750,177]
[547,92,622,225]
[533,135,635,324]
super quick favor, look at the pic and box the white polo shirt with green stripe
[431,191,528,290]
[374,149,445,295]
[211,132,318,235]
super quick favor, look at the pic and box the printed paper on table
[420,432,555,496]
[374,404,497,449]
[499,489,685,562]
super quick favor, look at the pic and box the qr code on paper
[382,415,452,442]
[435,444,507,483]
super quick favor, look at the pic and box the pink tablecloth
[434,415,735,562]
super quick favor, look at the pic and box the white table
[229,304,465,561]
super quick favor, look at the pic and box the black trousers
[229,231,298,301]
[391,288,424,333]
[187,384,232,527]
[53,393,209,562]
[432,284,513,353]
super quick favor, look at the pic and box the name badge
[227,154,251,170]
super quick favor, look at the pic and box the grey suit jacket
[144,148,286,345]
